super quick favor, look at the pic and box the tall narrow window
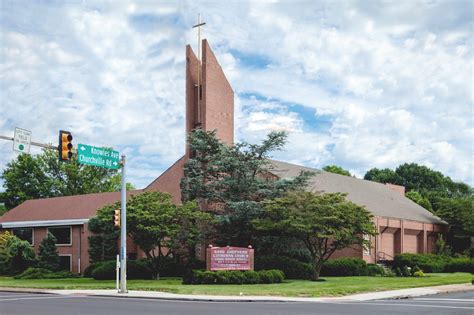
[48,227,71,246]
[363,234,371,256]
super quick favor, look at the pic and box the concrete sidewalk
[0,283,472,303]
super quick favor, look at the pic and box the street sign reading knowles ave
[77,143,120,169]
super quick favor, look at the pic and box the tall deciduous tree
[405,191,433,211]
[1,148,133,210]
[38,232,60,271]
[323,165,351,176]
[253,192,377,281]
[91,192,213,279]
[364,168,401,184]
[180,129,313,247]
[434,197,474,255]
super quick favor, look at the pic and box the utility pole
[119,154,127,293]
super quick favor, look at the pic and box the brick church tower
[186,39,234,154]
[145,40,234,201]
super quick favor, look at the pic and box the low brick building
[0,40,447,273]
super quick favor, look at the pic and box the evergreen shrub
[367,263,385,276]
[37,233,60,271]
[320,258,368,276]
[91,260,152,280]
[182,269,284,285]
[444,258,474,273]
[14,267,80,279]
[393,254,447,273]
[255,255,313,279]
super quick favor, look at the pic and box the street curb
[89,294,308,303]
[0,282,472,303]
[0,288,56,295]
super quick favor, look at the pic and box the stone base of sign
[206,245,254,271]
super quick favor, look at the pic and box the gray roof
[268,160,446,225]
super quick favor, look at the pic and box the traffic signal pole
[0,134,59,150]
[119,154,127,293]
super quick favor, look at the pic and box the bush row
[182,270,284,285]
[393,253,474,273]
[14,267,80,279]
[257,256,386,278]
[444,258,474,273]
[86,260,152,280]
[255,255,313,279]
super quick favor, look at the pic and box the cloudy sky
[1,0,472,189]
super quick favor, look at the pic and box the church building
[0,40,447,274]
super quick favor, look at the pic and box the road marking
[413,298,474,302]
[0,296,75,302]
[333,301,474,310]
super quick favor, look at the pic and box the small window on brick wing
[48,226,71,246]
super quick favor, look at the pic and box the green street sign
[77,143,120,169]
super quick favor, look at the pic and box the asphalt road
[0,291,473,315]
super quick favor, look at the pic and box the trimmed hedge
[393,254,447,273]
[367,263,385,276]
[321,258,368,276]
[84,261,104,278]
[91,260,152,280]
[14,267,80,279]
[255,255,313,279]
[182,269,284,285]
[444,258,474,273]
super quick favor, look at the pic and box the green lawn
[0,273,471,297]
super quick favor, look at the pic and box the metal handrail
[376,251,394,260]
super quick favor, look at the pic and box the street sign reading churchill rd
[77,143,120,169]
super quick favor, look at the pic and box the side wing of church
[0,40,446,274]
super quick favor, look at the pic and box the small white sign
[13,127,32,154]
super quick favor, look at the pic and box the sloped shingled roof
[268,160,446,225]
[0,190,141,223]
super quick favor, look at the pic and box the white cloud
[0,0,472,191]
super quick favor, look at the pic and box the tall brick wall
[202,39,234,146]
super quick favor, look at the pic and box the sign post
[119,155,127,293]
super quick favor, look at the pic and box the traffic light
[59,130,73,161]
[114,209,121,227]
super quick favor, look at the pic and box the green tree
[405,191,433,211]
[0,231,14,274]
[91,192,213,279]
[0,235,36,275]
[0,148,133,210]
[37,232,60,271]
[0,204,7,216]
[253,192,377,281]
[323,165,351,176]
[434,197,474,254]
[88,207,120,263]
[364,168,401,184]
[180,129,313,247]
